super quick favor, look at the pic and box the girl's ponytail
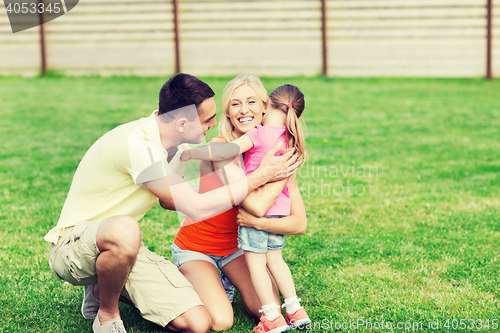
[269,84,308,165]
[285,106,307,165]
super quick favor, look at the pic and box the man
[44,73,299,333]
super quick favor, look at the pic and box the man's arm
[159,197,176,210]
[235,175,307,235]
[159,187,199,210]
[145,172,238,221]
[146,142,299,221]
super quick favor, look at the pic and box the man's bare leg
[91,285,134,307]
[93,276,211,333]
[94,216,141,326]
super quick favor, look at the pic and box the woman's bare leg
[221,255,280,320]
[178,260,234,331]
[221,256,262,317]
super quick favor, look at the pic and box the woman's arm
[236,175,307,235]
[239,178,288,217]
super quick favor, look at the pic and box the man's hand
[257,142,300,183]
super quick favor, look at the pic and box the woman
[171,75,307,331]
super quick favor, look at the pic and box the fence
[0,0,498,78]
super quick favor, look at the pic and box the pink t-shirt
[244,125,291,216]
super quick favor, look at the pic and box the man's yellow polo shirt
[44,111,184,244]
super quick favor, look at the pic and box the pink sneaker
[253,314,290,333]
[285,308,311,329]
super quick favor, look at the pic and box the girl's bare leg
[221,255,280,319]
[266,249,296,299]
[243,251,276,306]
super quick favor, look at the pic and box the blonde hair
[268,84,308,164]
[219,74,268,142]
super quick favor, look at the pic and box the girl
[182,84,310,333]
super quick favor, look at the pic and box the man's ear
[176,117,188,132]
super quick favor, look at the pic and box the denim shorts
[170,242,242,302]
[238,215,286,253]
[171,242,244,270]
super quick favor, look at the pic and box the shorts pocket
[54,223,99,285]
[49,244,65,281]
[144,249,192,288]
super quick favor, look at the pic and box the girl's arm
[236,175,307,235]
[198,137,243,176]
[181,134,253,162]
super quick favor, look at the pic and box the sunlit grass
[0,76,499,332]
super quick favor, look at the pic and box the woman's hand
[236,207,266,230]
[237,175,307,235]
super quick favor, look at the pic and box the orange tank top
[173,137,239,256]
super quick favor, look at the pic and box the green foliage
[0,76,499,332]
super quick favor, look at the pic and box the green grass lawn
[0,76,499,332]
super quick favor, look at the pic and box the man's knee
[117,216,141,254]
[168,306,211,333]
[97,216,141,256]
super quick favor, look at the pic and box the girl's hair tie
[286,103,292,109]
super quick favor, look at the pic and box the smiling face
[226,85,265,138]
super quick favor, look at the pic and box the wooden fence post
[486,0,493,80]
[173,0,181,74]
[321,0,328,76]
[39,0,46,76]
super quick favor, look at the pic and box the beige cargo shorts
[49,219,203,327]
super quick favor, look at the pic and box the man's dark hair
[159,73,215,116]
